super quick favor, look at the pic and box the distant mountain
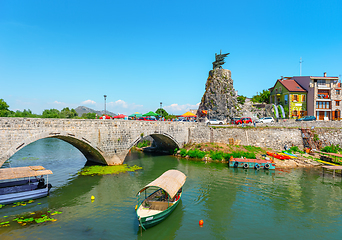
[75,106,116,117]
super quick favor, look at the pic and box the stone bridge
[0,118,196,167]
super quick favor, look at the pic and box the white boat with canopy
[136,169,186,229]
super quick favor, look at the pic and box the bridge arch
[0,131,107,167]
[124,132,181,163]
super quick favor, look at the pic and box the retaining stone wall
[190,125,303,150]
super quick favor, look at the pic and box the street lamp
[160,102,162,109]
[104,95,107,116]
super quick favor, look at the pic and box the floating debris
[78,164,142,176]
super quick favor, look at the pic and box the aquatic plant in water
[79,164,142,176]
[0,210,62,228]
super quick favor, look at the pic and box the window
[293,110,298,116]
[318,79,326,85]
[302,95,305,102]
[337,101,340,106]
[336,89,341,95]
[275,89,278,93]
[284,95,288,105]
[293,95,298,102]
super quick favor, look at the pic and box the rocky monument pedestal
[197,68,238,121]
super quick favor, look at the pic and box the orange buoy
[199,219,204,225]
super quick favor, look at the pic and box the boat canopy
[137,170,186,199]
[0,166,53,181]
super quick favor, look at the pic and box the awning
[129,113,143,118]
[0,166,53,181]
[113,114,127,119]
[137,170,186,199]
[143,111,159,117]
[100,115,112,119]
[181,111,196,117]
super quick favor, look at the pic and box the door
[318,111,324,120]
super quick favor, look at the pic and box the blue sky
[1,0,341,115]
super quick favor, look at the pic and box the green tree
[42,109,60,118]
[251,90,270,103]
[156,108,169,118]
[0,99,10,117]
[82,113,97,119]
[60,107,78,118]
[237,95,247,105]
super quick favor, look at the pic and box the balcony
[317,94,330,100]
[317,83,330,89]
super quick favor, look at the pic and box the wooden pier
[322,166,342,178]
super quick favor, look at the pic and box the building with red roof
[269,72,341,120]
[269,78,307,119]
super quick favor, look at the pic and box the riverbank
[170,142,324,168]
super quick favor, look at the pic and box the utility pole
[104,95,107,116]
[299,57,303,76]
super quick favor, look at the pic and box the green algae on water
[78,164,142,176]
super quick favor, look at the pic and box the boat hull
[228,158,276,170]
[0,187,49,205]
[138,198,180,229]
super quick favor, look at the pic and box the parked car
[235,117,252,125]
[230,118,240,124]
[138,117,157,121]
[258,117,275,123]
[205,119,224,125]
[296,116,316,121]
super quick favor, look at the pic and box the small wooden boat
[266,151,290,160]
[279,152,297,159]
[282,151,298,158]
[228,157,275,170]
[0,166,53,205]
[136,170,186,229]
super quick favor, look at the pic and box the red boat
[266,151,290,160]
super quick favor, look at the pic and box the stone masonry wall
[189,125,304,150]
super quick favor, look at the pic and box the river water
[1,138,342,239]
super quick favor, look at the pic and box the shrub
[187,149,207,159]
[290,146,304,154]
[179,149,188,157]
[313,134,319,142]
[209,151,224,160]
[136,140,150,148]
[321,144,342,153]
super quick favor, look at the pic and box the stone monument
[197,51,238,121]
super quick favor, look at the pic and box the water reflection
[2,140,342,239]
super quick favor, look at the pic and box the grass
[79,164,142,176]
[177,148,257,161]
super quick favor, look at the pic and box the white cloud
[81,100,96,105]
[52,101,64,105]
[164,103,200,114]
[108,100,143,109]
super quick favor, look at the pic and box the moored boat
[135,170,186,229]
[228,157,275,170]
[0,166,53,205]
[266,151,290,160]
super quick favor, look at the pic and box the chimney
[324,72,327,77]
